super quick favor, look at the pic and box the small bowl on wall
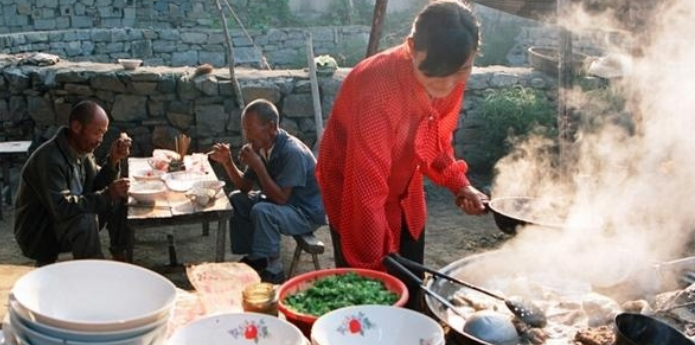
[118,59,143,71]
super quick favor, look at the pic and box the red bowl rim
[277,268,409,323]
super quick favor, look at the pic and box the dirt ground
[0,170,509,321]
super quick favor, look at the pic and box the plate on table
[132,168,165,181]
[161,172,207,192]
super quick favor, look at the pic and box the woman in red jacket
[316,0,489,309]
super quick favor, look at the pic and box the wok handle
[382,255,467,319]
[388,253,506,301]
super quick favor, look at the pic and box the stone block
[194,104,226,136]
[27,96,55,126]
[147,100,164,118]
[25,32,49,43]
[4,67,31,93]
[9,96,26,123]
[131,40,153,58]
[193,75,218,97]
[159,29,180,41]
[64,83,93,96]
[112,94,148,122]
[101,18,122,28]
[240,84,281,105]
[0,99,8,122]
[171,50,198,67]
[71,15,93,28]
[156,75,177,93]
[283,94,313,118]
[152,40,177,53]
[177,78,201,100]
[233,47,261,65]
[62,41,81,56]
[198,51,225,67]
[166,112,193,130]
[56,16,70,29]
[130,82,158,95]
[90,75,126,92]
[73,3,84,15]
[180,32,207,44]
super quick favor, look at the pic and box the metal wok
[424,249,601,345]
[487,197,587,234]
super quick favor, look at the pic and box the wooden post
[304,32,324,151]
[366,0,388,58]
[214,0,245,109]
[557,0,573,157]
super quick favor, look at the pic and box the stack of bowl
[6,260,177,345]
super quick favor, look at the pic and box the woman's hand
[455,185,489,215]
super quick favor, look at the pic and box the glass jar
[242,282,278,316]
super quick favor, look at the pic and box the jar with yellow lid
[242,282,279,316]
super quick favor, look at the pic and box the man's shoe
[260,270,286,285]
[239,256,268,272]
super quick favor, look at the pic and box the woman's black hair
[411,0,481,77]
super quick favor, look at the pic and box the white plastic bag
[186,262,260,315]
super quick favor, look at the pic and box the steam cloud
[488,0,695,297]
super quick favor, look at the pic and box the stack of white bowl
[5,260,177,345]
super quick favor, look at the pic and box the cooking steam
[489,0,695,298]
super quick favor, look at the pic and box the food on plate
[282,272,399,317]
[149,149,181,171]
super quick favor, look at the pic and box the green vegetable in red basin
[283,272,399,317]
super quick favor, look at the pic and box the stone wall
[0,55,556,171]
[0,26,370,69]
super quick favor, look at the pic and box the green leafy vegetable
[283,272,399,316]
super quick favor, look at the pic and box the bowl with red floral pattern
[168,312,306,345]
[310,305,445,345]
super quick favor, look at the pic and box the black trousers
[330,222,425,311]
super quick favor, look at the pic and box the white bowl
[9,308,168,345]
[118,59,142,71]
[131,168,164,181]
[129,180,167,204]
[311,305,445,345]
[11,260,177,332]
[168,312,306,345]
[9,296,168,342]
[192,180,225,195]
[161,171,207,192]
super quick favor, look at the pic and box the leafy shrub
[478,86,557,171]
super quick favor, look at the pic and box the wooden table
[0,141,32,219]
[126,157,232,264]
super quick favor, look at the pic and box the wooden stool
[287,233,325,277]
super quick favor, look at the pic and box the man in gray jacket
[14,100,132,266]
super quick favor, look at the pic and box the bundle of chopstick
[174,134,191,159]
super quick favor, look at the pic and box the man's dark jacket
[14,127,119,260]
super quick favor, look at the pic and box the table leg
[126,224,135,263]
[215,213,229,262]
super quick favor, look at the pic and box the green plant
[314,54,338,70]
[478,86,557,171]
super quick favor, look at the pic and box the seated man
[14,100,132,266]
[210,99,327,284]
